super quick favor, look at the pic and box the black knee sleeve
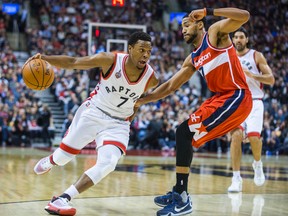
[175,119,194,167]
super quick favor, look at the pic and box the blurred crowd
[0,0,287,155]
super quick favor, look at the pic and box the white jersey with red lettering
[238,49,264,99]
[90,53,155,119]
[61,53,155,154]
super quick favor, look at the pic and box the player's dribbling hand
[22,53,42,70]
[189,9,205,21]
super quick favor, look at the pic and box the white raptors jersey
[90,53,155,119]
[238,49,264,99]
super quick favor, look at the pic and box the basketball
[22,58,54,90]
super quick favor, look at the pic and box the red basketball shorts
[188,89,252,148]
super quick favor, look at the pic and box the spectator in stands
[139,112,162,150]
[61,112,74,137]
[158,121,176,151]
[39,104,52,146]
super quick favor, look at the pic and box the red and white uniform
[188,32,252,148]
[238,49,264,137]
[61,53,155,154]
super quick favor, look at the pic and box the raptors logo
[115,70,121,79]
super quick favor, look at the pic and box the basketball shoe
[34,155,54,175]
[45,196,76,216]
[154,189,174,207]
[228,176,242,193]
[252,161,265,186]
[156,191,192,216]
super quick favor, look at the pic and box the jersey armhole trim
[102,53,118,80]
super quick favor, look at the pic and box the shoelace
[42,157,52,170]
[55,197,73,206]
[164,191,172,199]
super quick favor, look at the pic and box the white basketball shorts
[240,99,264,137]
[62,99,130,154]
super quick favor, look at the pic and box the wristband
[205,8,214,16]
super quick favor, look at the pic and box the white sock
[254,159,262,165]
[64,185,79,199]
[233,171,241,178]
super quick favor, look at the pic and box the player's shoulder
[253,50,266,62]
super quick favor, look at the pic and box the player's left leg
[155,120,193,216]
[249,136,265,186]
[246,100,265,186]
[34,101,96,175]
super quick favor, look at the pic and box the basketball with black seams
[22,59,54,90]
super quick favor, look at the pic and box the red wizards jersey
[191,32,249,93]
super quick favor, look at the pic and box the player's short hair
[232,27,249,38]
[128,31,151,46]
[182,13,206,28]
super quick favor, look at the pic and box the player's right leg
[228,128,243,193]
[246,100,265,186]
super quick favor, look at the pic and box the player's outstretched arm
[129,73,159,122]
[26,52,115,70]
[136,55,195,106]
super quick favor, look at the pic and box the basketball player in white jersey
[29,32,159,215]
[228,27,275,192]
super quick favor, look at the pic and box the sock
[254,159,262,165]
[233,171,241,178]
[59,193,71,201]
[175,173,188,194]
[62,185,80,200]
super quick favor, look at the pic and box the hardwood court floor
[0,147,287,216]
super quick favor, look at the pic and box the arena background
[1,1,288,216]
[0,0,287,156]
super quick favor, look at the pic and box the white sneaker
[45,196,76,216]
[228,177,243,193]
[252,161,265,186]
[34,155,53,175]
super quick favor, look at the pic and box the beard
[235,43,246,52]
[186,32,198,44]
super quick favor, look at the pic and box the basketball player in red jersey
[29,32,159,216]
[228,27,275,192]
[136,7,252,216]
